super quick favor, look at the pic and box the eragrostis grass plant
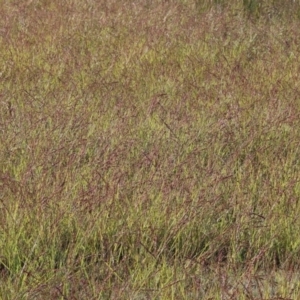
[1,0,300,299]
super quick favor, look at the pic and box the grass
[1,0,300,298]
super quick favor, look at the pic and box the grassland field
[2,0,300,299]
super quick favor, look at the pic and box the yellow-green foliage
[1,1,300,299]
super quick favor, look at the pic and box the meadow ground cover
[1,0,300,299]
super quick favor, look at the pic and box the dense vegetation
[1,0,300,298]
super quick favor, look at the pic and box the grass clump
[1,0,300,299]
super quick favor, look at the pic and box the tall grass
[1,0,300,298]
